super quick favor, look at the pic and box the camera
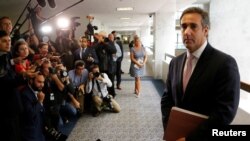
[60,70,68,78]
[104,37,109,42]
[49,67,57,74]
[93,72,100,78]
[103,95,113,109]
[45,127,68,141]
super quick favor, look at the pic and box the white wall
[209,0,250,83]
[209,0,250,114]
[153,0,176,79]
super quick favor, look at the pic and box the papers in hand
[163,106,208,141]
[134,58,143,69]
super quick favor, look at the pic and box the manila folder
[163,106,208,141]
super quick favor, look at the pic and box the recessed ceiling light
[117,7,134,11]
[120,17,131,20]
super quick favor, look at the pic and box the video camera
[49,67,68,78]
[86,15,98,36]
[71,17,81,30]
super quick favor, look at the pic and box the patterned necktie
[183,54,195,93]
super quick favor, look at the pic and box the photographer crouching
[86,65,121,117]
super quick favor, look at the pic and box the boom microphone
[37,0,56,8]
[47,0,56,8]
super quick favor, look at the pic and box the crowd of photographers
[0,15,123,141]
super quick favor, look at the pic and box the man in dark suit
[111,30,124,89]
[161,7,240,141]
[74,36,98,71]
[20,73,46,141]
[0,30,23,141]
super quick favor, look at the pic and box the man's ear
[203,25,209,37]
[29,78,33,85]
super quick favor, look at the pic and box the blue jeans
[60,102,77,122]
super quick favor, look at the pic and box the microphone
[47,0,56,8]
[37,0,46,7]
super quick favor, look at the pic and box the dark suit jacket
[73,47,99,70]
[20,86,45,141]
[161,43,240,141]
[95,42,117,73]
[0,52,23,141]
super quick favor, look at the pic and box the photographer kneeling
[86,65,121,116]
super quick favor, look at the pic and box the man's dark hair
[37,42,48,49]
[180,7,210,28]
[111,31,116,34]
[80,36,87,40]
[74,60,85,68]
[0,30,8,38]
[0,16,11,23]
[89,64,99,72]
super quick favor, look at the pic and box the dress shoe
[93,111,101,117]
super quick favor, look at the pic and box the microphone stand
[10,0,32,35]
[11,0,84,37]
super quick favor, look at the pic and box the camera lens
[60,70,68,77]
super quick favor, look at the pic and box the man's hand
[88,72,94,80]
[37,91,45,104]
[87,56,94,62]
[78,84,85,94]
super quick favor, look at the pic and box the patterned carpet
[66,79,164,141]
[60,44,250,141]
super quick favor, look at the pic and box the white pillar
[139,22,151,48]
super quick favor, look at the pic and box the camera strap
[95,80,104,98]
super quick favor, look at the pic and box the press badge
[50,93,55,101]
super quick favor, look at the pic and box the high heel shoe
[135,93,140,98]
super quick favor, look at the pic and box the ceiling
[0,0,168,31]
[0,0,210,34]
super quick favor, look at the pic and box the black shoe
[117,86,122,90]
[92,111,101,117]
[112,94,116,98]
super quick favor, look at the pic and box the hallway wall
[209,0,250,83]
[209,0,250,114]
